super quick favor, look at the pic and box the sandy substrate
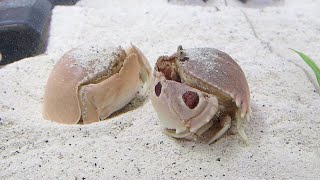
[0,0,319,179]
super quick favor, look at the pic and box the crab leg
[195,120,213,136]
[208,115,231,144]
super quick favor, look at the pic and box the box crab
[150,46,250,144]
[43,43,151,124]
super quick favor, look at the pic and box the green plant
[290,49,320,86]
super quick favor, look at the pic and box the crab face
[43,43,151,124]
[150,46,250,143]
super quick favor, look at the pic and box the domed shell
[175,47,250,117]
[43,44,151,124]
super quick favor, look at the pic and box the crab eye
[155,82,162,97]
[182,91,199,109]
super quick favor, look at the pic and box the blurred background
[0,0,287,65]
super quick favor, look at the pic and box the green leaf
[290,48,320,86]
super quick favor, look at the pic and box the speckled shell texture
[175,48,250,117]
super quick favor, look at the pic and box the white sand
[0,0,319,179]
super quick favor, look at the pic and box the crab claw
[124,43,152,95]
[79,54,141,124]
[150,72,219,138]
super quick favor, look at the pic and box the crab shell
[43,43,151,124]
[150,46,250,142]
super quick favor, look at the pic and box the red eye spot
[155,82,162,97]
[182,91,199,109]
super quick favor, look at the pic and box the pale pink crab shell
[150,46,250,141]
[43,43,151,124]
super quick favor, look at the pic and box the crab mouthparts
[155,56,181,82]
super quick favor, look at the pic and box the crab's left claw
[79,53,141,123]
[124,43,152,96]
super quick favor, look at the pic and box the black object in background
[49,0,79,5]
[0,0,52,65]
